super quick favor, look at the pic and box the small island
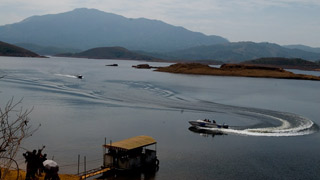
[156,63,320,81]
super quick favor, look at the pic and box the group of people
[203,119,216,123]
[23,147,60,180]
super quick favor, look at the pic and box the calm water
[0,56,320,180]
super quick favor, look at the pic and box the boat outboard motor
[222,123,229,129]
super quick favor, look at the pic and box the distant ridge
[0,41,42,57]
[241,57,320,70]
[163,42,320,62]
[56,46,158,60]
[14,43,82,55]
[283,45,320,54]
[0,8,228,52]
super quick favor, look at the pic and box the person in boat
[212,120,216,123]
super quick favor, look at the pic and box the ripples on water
[3,73,317,137]
[1,57,320,179]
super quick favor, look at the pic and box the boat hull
[189,120,228,129]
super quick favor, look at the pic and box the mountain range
[0,8,228,52]
[283,45,320,54]
[158,42,320,62]
[0,8,319,62]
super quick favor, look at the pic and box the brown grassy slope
[155,63,320,81]
[4,169,79,180]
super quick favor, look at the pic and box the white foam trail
[54,74,78,79]
[196,113,315,137]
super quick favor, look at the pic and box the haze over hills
[241,57,320,70]
[158,42,320,62]
[283,45,320,54]
[1,8,319,62]
[15,43,82,55]
[0,8,228,52]
[57,47,157,60]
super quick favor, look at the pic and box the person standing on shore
[23,150,37,180]
[43,159,60,180]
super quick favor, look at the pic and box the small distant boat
[106,64,118,67]
[76,75,83,79]
[189,119,229,129]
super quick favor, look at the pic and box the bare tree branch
[0,98,39,179]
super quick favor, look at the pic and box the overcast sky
[0,0,319,47]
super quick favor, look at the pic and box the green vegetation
[156,63,320,81]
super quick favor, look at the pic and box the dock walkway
[78,167,112,179]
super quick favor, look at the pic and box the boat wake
[123,82,318,137]
[193,111,317,137]
[54,73,82,79]
[2,75,317,137]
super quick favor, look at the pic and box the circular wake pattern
[195,111,317,137]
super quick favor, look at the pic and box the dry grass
[3,169,79,180]
[156,63,320,81]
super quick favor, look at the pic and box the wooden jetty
[78,135,159,179]
[79,167,111,179]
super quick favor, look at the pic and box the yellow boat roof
[103,135,156,151]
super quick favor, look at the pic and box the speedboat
[189,119,229,129]
[76,75,83,79]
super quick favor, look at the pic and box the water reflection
[188,126,227,138]
[97,166,159,180]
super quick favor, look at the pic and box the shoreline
[155,63,320,81]
[2,169,79,180]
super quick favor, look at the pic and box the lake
[0,56,319,180]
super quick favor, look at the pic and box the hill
[156,63,320,81]
[163,42,320,62]
[0,41,41,57]
[283,44,320,54]
[0,8,228,52]
[241,57,320,70]
[57,46,158,60]
[15,43,82,55]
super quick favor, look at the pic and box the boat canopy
[103,135,156,151]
